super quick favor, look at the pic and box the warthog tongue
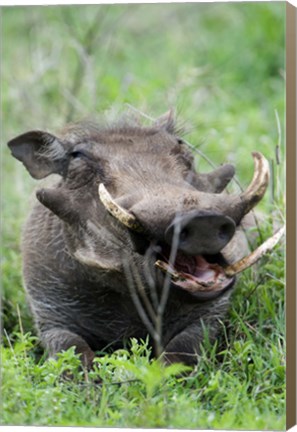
[155,225,285,295]
[155,256,232,294]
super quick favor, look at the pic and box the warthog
[8,113,270,367]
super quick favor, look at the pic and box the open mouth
[154,224,285,299]
[154,246,235,298]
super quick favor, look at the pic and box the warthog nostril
[165,211,236,256]
[218,223,235,241]
[180,228,189,243]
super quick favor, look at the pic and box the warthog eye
[70,150,90,159]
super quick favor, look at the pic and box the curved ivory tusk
[98,183,143,232]
[224,225,285,277]
[239,152,270,215]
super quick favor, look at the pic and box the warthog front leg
[42,328,95,369]
[163,327,202,366]
[163,319,222,366]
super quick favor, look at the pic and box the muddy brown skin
[8,115,262,367]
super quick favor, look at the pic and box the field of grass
[2,3,285,429]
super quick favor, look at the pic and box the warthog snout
[165,211,236,255]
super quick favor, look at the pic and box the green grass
[2,3,285,429]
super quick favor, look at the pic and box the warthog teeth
[224,225,285,277]
[98,183,144,232]
[155,260,182,282]
[155,225,285,293]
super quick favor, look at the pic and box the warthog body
[8,114,268,367]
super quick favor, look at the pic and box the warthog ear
[7,130,67,179]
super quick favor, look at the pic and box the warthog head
[8,112,270,366]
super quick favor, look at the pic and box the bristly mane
[58,110,186,143]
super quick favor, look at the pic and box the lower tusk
[224,225,285,277]
[98,183,143,232]
[155,260,181,281]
